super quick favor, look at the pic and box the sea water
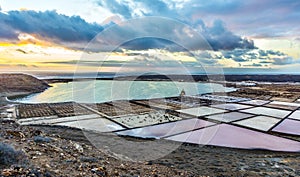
[13,80,235,103]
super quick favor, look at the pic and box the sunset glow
[0,0,299,73]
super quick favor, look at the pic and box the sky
[0,0,300,74]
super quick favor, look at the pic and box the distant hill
[114,74,300,82]
[0,73,49,97]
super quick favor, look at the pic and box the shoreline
[1,73,300,176]
[43,74,300,84]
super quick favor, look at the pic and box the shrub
[33,136,52,143]
[0,142,26,167]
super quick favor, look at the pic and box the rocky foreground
[0,120,190,177]
[0,118,299,177]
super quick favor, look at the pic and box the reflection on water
[13,80,235,103]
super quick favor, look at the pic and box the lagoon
[13,80,235,103]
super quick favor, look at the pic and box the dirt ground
[0,120,299,177]
[227,83,300,102]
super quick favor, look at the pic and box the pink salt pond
[272,119,300,136]
[166,124,300,152]
[116,118,215,139]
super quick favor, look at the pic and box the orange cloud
[17,33,58,47]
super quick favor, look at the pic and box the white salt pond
[233,115,281,131]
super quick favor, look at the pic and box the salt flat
[272,119,300,136]
[55,118,125,132]
[113,111,182,128]
[166,124,300,152]
[233,116,281,131]
[19,114,100,125]
[240,107,291,119]
[206,112,253,122]
[211,103,252,111]
[177,106,226,117]
[116,118,215,138]
[288,110,300,120]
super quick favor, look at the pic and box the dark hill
[0,73,49,96]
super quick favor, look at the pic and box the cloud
[97,0,300,39]
[199,20,255,50]
[258,50,268,56]
[179,0,244,18]
[0,5,255,52]
[97,1,132,19]
[232,56,247,62]
[0,0,298,55]
[83,17,219,52]
[131,53,181,66]
[185,0,300,38]
[96,0,242,20]
[41,60,126,67]
[120,37,190,51]
[259,61,272,64]
[97,1,255,51]
[97,0,179,19]
[42,52,184,67]
[222,49,256,62]
[134,0,179,18]
[199,48,299,67]
[16,64,27,67]
[251,63,262,67]
[15,49,27,54]
[93,18,256,51]
[0,10,103,43]
[192,51,220,64]
[244,63,263,67]
[272,56,300,65]
[266,50,285,56]
[221,49,287,62]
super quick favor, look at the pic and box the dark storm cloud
[0,0,298,58]
[0,2,256,51]
[98,18,256,51]
[0,10,103,42]
[200,20,255,50]
[120,38,186,51]
[0,12,18,40]
[85,17,215,52]
[97,0,255,51]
